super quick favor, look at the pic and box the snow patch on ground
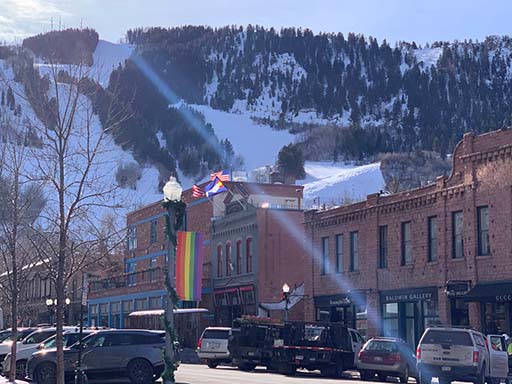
[92,40,134,86]
[414,47,443,68]
[298,161,385,207]
[34,40,133,87]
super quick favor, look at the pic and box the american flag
[210,170,230,182]
[192,184,205,198]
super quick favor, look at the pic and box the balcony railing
[90,267,164,293]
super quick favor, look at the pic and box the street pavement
[174,364,418,384]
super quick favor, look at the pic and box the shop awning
[462,282,512,302]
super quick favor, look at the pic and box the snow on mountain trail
[298,161,385,207]
[189,104,296,172]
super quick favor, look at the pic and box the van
[416,327,508,384]
[197,327,237,368]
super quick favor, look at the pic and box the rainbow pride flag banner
[176,231,204,301]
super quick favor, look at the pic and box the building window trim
[452,211,464,259]
[150,219,157,244]
[401,221,412,265]
[349,231,358,272]
[246,237,253,274]
[335,234,343,273]
[321,236,329,275]
[428,216,438,262]
[216,244,223,278]
[379,225,388,269]
[236,239,242,275]
[477,206,490,256]
[226,242,232,277]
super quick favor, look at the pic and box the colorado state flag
[204,176,228,197]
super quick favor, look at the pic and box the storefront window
[356,304,368,338]
[484,303,508,334]
[382,303,399,338]
[423,300,440,328]
[451,299,469,326]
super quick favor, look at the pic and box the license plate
[374,356,383,361]
[441,366,452,372]
[248,351,255,356]
[295,355,304,360]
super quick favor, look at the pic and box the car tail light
[388,353,402,362]
[416,347,421,360]
[473,351,479,363]
[197,339,202,350]
[358,351,368,361]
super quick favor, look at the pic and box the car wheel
[378,373,387,382]
[400,365,410,383]
[361,370,373,381]
[439,379,451,384]
[320,366,336,378]
[127,358,154,384]
[473,365,485,384]
[238,362,256,371]
[207,361,218,369]
[419,370,432,384]
[16,360,27,380]
[35,362,57,384]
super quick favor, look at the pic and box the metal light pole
[282,283,291,322]
[163,177,183,384]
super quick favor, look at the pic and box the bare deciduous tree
[1,44,130,384]
[0,118,45,382]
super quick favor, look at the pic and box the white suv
[416,327,508,384]
[197,327,237,368]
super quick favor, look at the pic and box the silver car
[27,330,176,384]
[197,327,234,368]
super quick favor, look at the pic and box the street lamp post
[162,176,185,384]
[46,298,70,325]
[282,283,291,322]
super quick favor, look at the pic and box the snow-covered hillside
[299,162,385,207]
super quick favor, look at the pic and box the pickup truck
[228,316,284,371]
[272,321,364,377]
[416,327,508,384]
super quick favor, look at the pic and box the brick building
[88,180,306,339]
[210,183,305,325]
[304,130,512,345]
[87,185,215,347]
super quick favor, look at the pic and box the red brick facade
[304,130,512,344]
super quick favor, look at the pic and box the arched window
[246,238,253,273]
[217,244,222,277]
[226,242,232,276]
[236,240,242,274]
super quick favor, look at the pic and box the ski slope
[299,161,385,207]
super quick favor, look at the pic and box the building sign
[496,295,512,302]
[314,294,355,308]
[445,280,471,297]
[381,287,438,303]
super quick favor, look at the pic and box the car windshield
[365,340,398,352]
[0,331,11,342]
[422,330,473,346]
[202,330,229,339]
[24,331,55,344]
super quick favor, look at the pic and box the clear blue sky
[1,0,511,44]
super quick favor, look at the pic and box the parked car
[2,328,94,379]
[27,329,174,384]
[197,327,236,368]
[416,327,508,384]
[0,328,40,368]
[357,337,417,382]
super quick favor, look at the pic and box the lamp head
[65,298,71,305]
[163,176,182,202]
[46,298,53,306]
[282,283,290,294]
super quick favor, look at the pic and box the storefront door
[381,287,439,347]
